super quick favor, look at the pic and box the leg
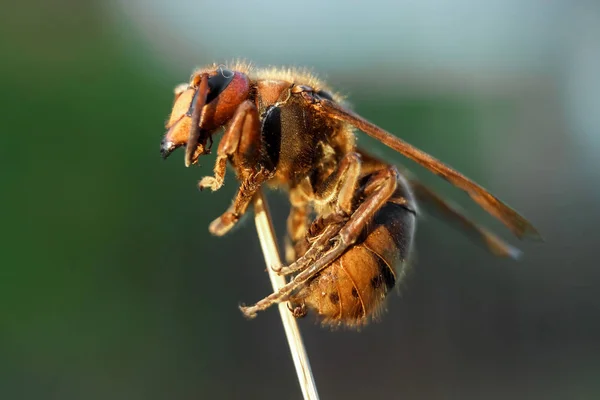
[355,147,519,257]
[277,151,362,268]
[279,166,399,276]
[284,183,313,262]
[198,100,259,191]
[209,165,273,236]
[204,101,275,236]
[240,166,400,318]
[285,203,310,263]
[312,152,362,216]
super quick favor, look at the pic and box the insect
[160,62,540,327]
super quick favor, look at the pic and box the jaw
[160,137,180,160]
[160,117,208,164]
[160,116,189,160]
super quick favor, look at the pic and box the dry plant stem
[253,190,320,400]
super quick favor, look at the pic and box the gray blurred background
[1,0,599,399]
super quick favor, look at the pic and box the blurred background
[1,0,599,399]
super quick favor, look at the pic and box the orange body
[160,61,539,328]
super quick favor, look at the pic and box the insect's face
[161,68,251,162]
[160,85,196,159]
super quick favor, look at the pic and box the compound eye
[206,68,235,103]
[186,69,235,116]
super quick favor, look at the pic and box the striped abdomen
[291,175,416,328]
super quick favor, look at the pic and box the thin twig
[252,190,320,400]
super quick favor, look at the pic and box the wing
[408,174,522,259]
[311,96,540,240]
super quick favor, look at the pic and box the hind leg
[240,166,401,318]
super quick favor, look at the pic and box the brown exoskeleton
[161,62,540,327]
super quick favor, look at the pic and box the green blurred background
[2,1,599,399]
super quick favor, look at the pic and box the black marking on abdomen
[364,245,397,292]
[377,257,396,291]
[329,292,340,304]
[371,274,383,289]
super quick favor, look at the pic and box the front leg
[209,165,273,236]
[205,101,275,236]
[198,100,258,191]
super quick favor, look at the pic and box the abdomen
[291,174,416,327]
